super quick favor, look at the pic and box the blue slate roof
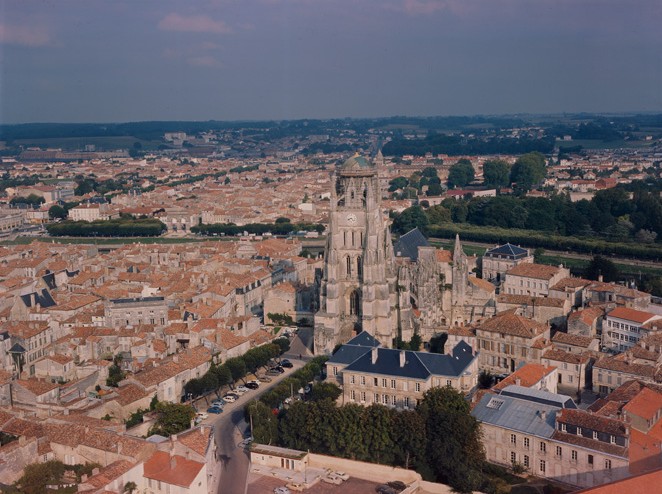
[327,344,373,365]
[342,341,476,380]
[394,228,429,261]
[346,331,381,347]
[20,289,56,309]
[485,243,529,259]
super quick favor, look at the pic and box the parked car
[207,406,223,414]
[387,481,407,492]
[258,376,272,383]
[266,369,281,376]
[321,475,343,485]
[211,399,224,407]
[286,482,304,492]
[222,394,237,403]
[274,488,291,494]
[235,385,250,394]
[196,412,209,420]
[245,381,260,389]
[334,471,350,481]
[280,359,293,368]
[269,365,285,373]
[376,485,397,494]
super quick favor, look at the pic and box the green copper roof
[342,155,372,170]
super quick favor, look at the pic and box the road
[205,357,307,494]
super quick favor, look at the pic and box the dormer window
[577,427,582,436]
[560,423,567,432]
[593,431,598,440]
[610,435,616,444]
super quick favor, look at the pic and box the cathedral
[313,155,496,355]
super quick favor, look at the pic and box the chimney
[371,347,378,365]
[516,378,521,386]
[81,474,88,483]
[598,275,603,282]
[92,468,99,475]
[172,355,178,363]
[399,351,406,368]
[170,455,177,469]
[540,410,546,420]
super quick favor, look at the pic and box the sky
[0,0,661,123]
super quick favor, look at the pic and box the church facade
[314,155,496,355]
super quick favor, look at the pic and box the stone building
[314,155,414,353]
[481,243,534,285]
[105,296,168,329]
[314,155,496,353]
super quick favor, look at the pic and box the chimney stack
[516,378,521,386]
[170,455,177,469]
[399,351,406,368]
[371,347,378,365]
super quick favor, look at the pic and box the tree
[273,337,291,355]
[48,204,67,220]
[225,357,247,383]
[584,255,620,282]
[421,166,439,178]
[106,354,125,387]
[123,481,138,494]
[388,176,409,192]
[429,334,447,354]
[409,333,422,351]
[425,205,451,225]
[482,159,511,188]
[392,205,429,235]
[275,216,291,224]
[426,183,443,196]
[148,402,196,437]
[417,387,485,492]
[447,159,475,188]
[509,152,546,192]
[635,229,657,244]
[478,370,494,389]
[362,404,396,464]
[309,382,342,402]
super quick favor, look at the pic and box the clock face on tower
[346,213,357,224]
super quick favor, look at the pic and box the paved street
[194,355,307,494]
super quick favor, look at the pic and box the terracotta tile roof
[550,277,592,290]
[177,425,213,457]
[447,326,476,337]
[542,347,590,365]
[568,306,605,326]
[216,328,249,350]
[143,450,204,488]
[506,263,564,280]
[628,428,662,475]
[608,307,658,324]
[15,378,59,396]
[477,310,548,339]
[497,293,566,308]
[112,384,149,406]
[557,408,628,436]
[493,363,556,391]
[435,249,452,263]
[594,355,656,380]
[79,460,136,490]
[247,329,274,346]
[623,387,662,421]
[469,276,496,292]
[552,332,594,348]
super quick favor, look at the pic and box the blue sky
[1,0,660,123]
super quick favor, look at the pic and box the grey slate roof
[485,243,529,259]
[472,390,559,438]
[499,385,577,409]
[394,228,429,261]
[327,344,372,365]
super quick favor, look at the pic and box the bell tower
[314,155,405,354]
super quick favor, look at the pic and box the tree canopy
[482,159,511,188]
[447,159,475,188]
[509,152,546,191]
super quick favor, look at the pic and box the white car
[334,471,349,481]
[196,412,209,420]
[235,385,249,394]
[274,488,291,494]
[222,395,237,403]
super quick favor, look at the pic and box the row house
[585,282,651,311]
[5,321,53,376]
[472,386,629,489]
[503,263,570,298]
[326,332,478,409]
[593,353,661,396]
[541,348,592,398]
[549,278,592,308]
[475,309,550,374]
[567,307,605,339]
[603,306,662,352]
[496,294,570,328]
[105,296,168,329]
[122,346,211,403]
[481,243,534,285]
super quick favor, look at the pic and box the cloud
[158,13,233,34]
[188,55,223,68]
[0,23,51,47]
